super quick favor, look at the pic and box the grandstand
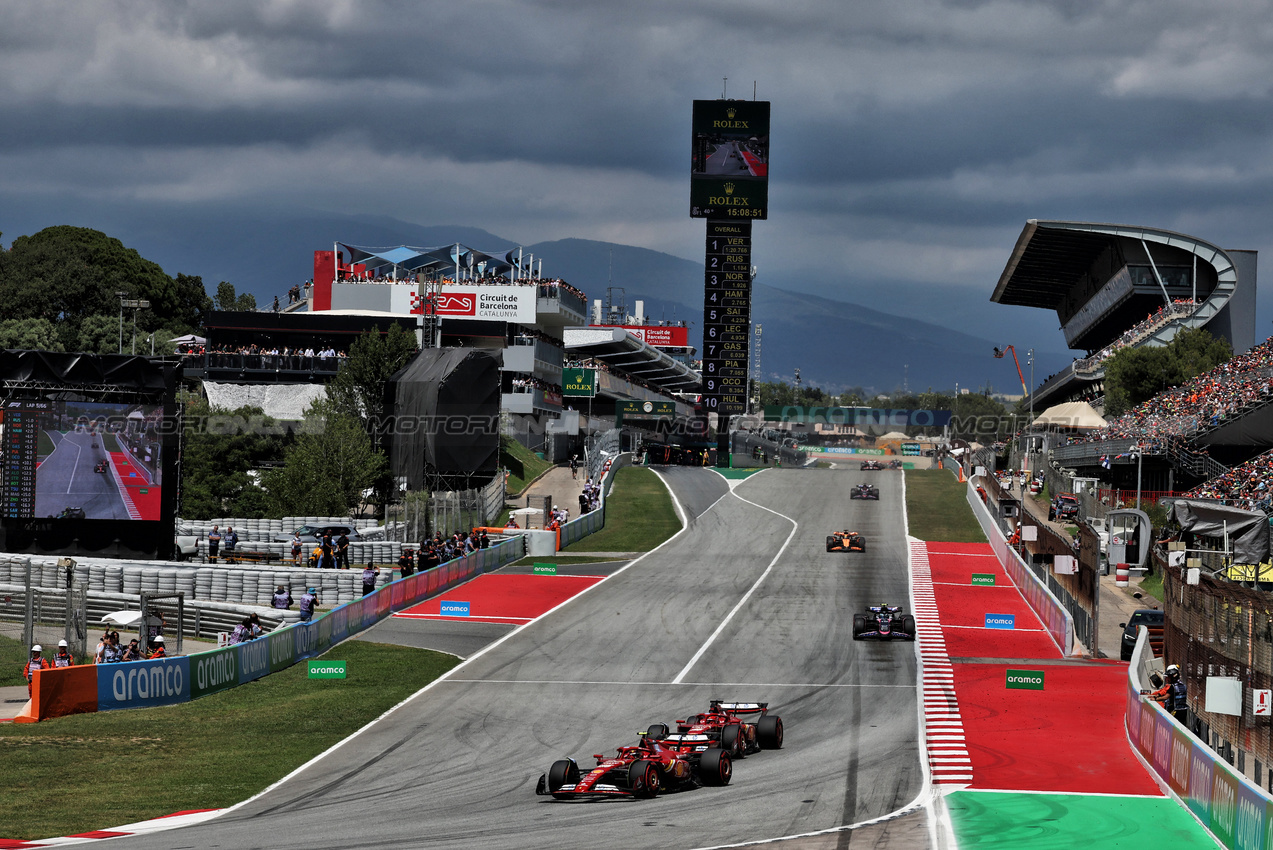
[993,221,1256,411]
[993,220,1261,495]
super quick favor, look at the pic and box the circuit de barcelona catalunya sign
[328,282,536,323]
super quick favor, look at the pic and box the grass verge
[509,555,630,566]
[1138,570,1164,603]
[562,467,680,553]
[0,641,458,840]
[905,468,987,543]
[501,436,553,495]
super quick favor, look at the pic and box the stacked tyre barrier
[177,516,380,542]
[16,536,526,723]
[189,539,401,565]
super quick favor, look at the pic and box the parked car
[1048,493,1080,522]
[1120,608,1165,661]
[272,524,361,544]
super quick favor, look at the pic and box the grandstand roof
[991,221,1234,308]
[563,327,701,392]
[338,242,519,276]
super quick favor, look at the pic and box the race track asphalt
[34,429,130,519]
[127,468,923,850]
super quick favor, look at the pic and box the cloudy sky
[3,0,1273,357]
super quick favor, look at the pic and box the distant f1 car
[649,700,784,760]
[888,460,904,469]
[56,507,87,520]
[94,460,110,473]
[850,483,880,500]
[826,530,866,552]
[860,460,884,471]
[852,605,916,640]
[536,735,731,800]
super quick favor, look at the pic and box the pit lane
[122,468,924,850]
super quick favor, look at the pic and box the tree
[180,400,291,519]
[263,399,386,517]
[0,226,213,348]
[1103,328,1231,416]
[0,318,63,352]
[215,281,239,312]
[77,314,122,354]
[326,324,420,426]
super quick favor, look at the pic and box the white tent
[1032,401,1107,430]
[170,334,206,346]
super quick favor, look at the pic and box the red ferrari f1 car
[536,735,731,800]
[826,530,866,552]
[94,460,110,473]
[852,604,917,640]
[648,700,784,760]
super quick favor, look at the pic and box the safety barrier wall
[557,451,627,549]
[965,475,1076,656]
[1125,629,1272,850]
[19,536,526,722]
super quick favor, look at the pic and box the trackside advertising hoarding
[98,657,191,711]
[20,535,528,722]
[1126,673,1273,849]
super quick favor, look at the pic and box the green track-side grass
[501,437,553,494]
[562,466,680,553]
[905,468,987,543]
[37,429,56,459]
[1138,570,1164,603]
[0,641,459,841]
[509,555,630,566]
[0,634,36,687]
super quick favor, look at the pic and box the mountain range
[5,202,1073,394]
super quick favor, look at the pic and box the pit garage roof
[564,328,701,392]
[991,220,1232,309]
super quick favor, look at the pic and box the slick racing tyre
[628,760,661,799]
[826,536,836,552]
[547,759,579,799]
[901,614,916,638]
[720,724,746,759]
[698,748,733,786]
[757,714,784,749]
[852,614,866,639]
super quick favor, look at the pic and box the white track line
[80,459,731,844]
[443,678,916,688]
[670,482,798,684]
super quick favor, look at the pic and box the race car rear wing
[712,701,767,712]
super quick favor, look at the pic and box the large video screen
[4,400,165,521]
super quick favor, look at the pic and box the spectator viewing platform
[564,327,701,395]
[993,220,1256,410]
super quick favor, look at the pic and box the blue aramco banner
[98,657,191,711]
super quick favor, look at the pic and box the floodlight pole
[116,291,128,354]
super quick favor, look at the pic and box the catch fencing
[1159,547,1273,790]
[965,474,1076,656]
[18,536,525,722]
[1126,627,1273,850]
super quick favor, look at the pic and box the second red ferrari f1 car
[536,735,732,800]
[649,700,784,760]
[826,530,866,552]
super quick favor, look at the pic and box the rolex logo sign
[726,107,736,119]
[724,183,735,195]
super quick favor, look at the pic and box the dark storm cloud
[2,0,1273,351]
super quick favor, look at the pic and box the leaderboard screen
[4,400,165,521]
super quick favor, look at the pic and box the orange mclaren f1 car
[825,530,866,552]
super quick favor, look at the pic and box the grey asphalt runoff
[125,468,925,850]
[34,429,131,519]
